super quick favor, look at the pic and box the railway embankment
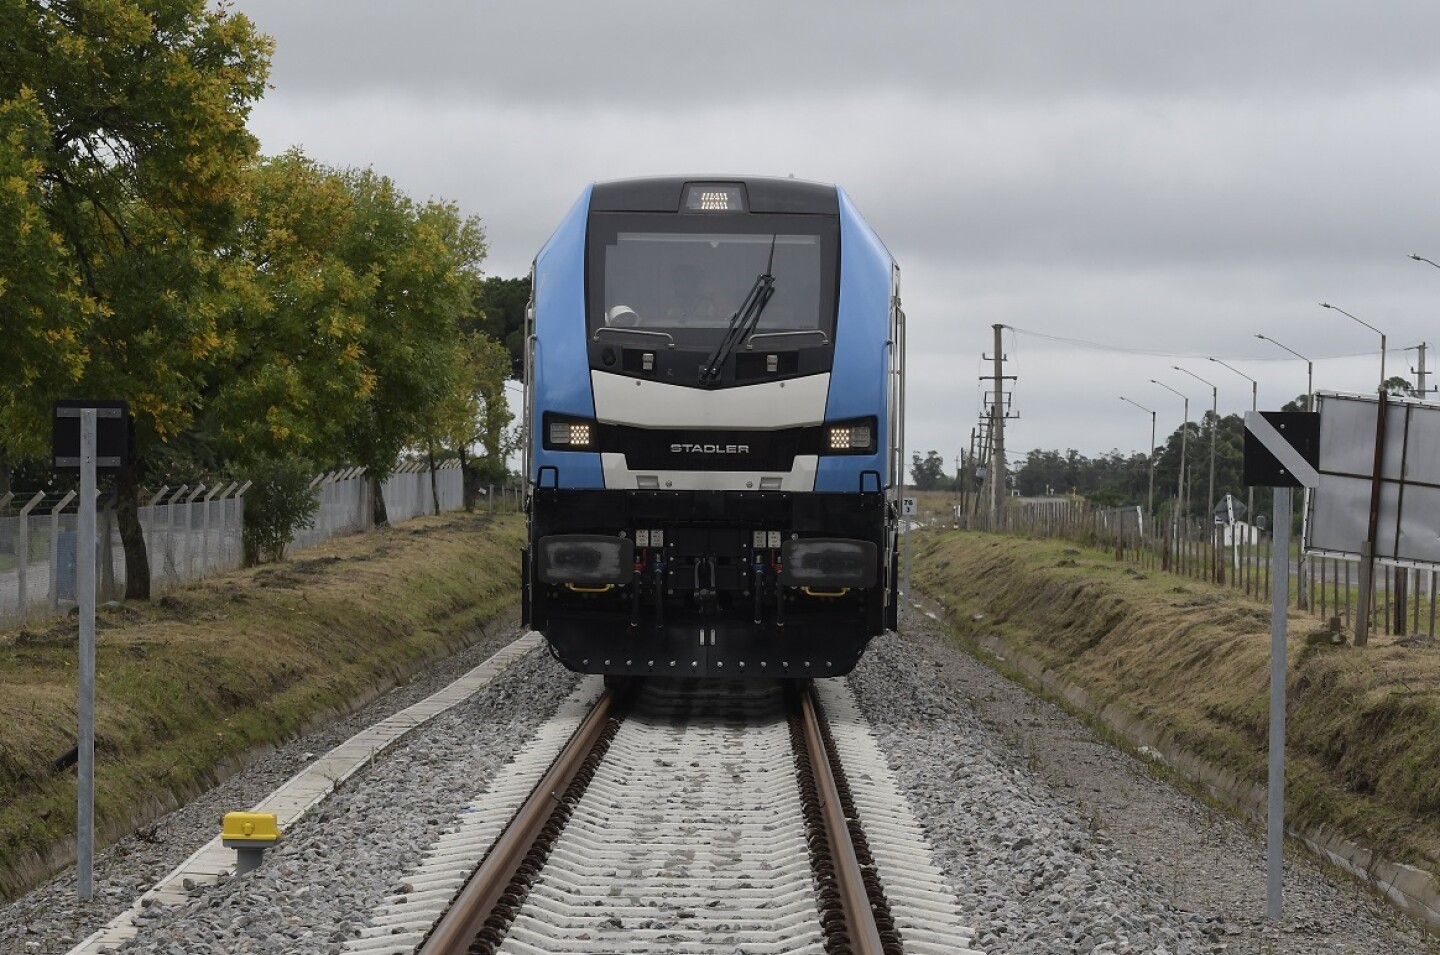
[0,511,524,903]
[913,529,1440,927]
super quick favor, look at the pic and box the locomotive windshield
[586,213,838,345]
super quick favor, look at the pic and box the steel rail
[800,685,887,955]
[417,687,619,955]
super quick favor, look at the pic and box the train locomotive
[521,176,905,678]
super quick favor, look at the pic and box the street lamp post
[1320,302,1392,642]
[1151,379,1190,535]
[1320,302,1386,392]
[1174,366,1219,524]
[1408,256,1439,397]
[1255,334,1313,411]
[1255,334,1314,611]
[1210,357,1258,529]
[1119,396,1157,533]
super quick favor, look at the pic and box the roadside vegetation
[0,511,524,902]
[1,1,530,584]
[911,528,1440,879]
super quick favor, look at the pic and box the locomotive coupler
[773,553,785,631]
[752,554,765,624]
[629,553,644,629]
[694,558,718,615]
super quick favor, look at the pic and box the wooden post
[1395,567,1408,636]
[1413,569,1420,635]
[1385,565,1394,636]
[1216,524,1226,586]
[1320,558,1327,622]
[1430,570,1436,638]
[1355,393,1389,646]
[1333,558,1339,626]
[1345,561,1352,629]
[1240,528,1247,596]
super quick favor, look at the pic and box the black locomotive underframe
[524,488,895,678]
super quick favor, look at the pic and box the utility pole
[1411,342,1431,397]
[991,325,1005,526]
[954,451,963,522]
[969,431,977,515]
[973,419,992,516]
[981,324,1017,528]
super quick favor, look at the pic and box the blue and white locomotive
[522,176,905,678]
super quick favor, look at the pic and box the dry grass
[913,529,1440,870]
[0,511,524,901]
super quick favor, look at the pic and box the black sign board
[53,400,130,473]
[1244,411,1320,488]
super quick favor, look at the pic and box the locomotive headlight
[545,416,596,449]
[681,182,748,213]
[826,419,876,453]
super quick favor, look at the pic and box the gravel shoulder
[6,601,1435,954]
[853,599,1434,954]
[0,621,539,953]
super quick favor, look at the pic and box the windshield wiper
[699,237,777,384]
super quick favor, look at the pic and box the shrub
[241,457,321,564]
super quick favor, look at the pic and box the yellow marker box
[221,812,280,844]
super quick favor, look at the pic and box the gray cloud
[228,0,1440,465]
[236,2,1440,106]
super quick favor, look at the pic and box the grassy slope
[912,529,1440,873]
[0,511,524,901]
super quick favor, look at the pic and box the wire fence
[0,463,466,628]
[957,498,1437,640]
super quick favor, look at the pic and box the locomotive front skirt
[522,176,905,677]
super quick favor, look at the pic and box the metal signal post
[77,409,96,900]
[1244,409,1320,923]
[51,399,129,901]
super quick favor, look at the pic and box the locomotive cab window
[586,213,839,353]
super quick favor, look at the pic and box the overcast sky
[227,1,1440,476]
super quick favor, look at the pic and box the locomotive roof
[590,176,838,215]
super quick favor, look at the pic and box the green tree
[1384,375,1417,397]
[335,169,487,524]
[413,333,512,511]
[212,159,491,524]
[909,450,950,491]
[461,331,516,487]
[0,89,94,497]
[211,151,375,465]
[0,0,271,597]
[466,275,530,380]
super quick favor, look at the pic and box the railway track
[349,676,980,955]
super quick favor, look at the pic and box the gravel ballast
[847,603,1431,954]
[0,622,566,954]
[108,645,574,955]
[4,608,1434,954]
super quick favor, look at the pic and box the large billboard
[1306,392,1440,567]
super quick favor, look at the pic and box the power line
[1006,326,1394,362]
